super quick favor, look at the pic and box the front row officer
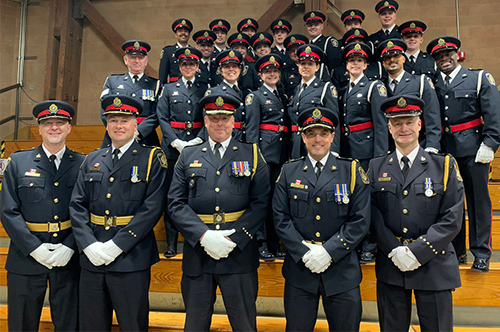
[369,95,463,332]
[70,95,168,331]
[273,107,370,332]
[1,101,83,331]
[168,94,270,332]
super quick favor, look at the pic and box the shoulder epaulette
[287,156,306,163]
[110,73,126,76]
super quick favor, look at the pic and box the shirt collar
[311,34,322,43]
[302,76,316,87]
[406,50,420,60]
[42,145,66,162]
[182,76,196,86]
[112,138,135,157]
[440,65,462,83]
[390,71,405,84]
[128,72,144,81]
[350,74,365,86]
[263,83,276,93]
[308,153,329,169]
[224,80,238,89]
[395,145,420,168]
[208,136,232,151]
[384,24,396,34]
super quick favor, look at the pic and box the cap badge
[312,108,322,119]
[185,48,191,56]
[305,46,312,54]
[410,22,416,29]
[181,19,186,25]
[133,41,140,50]
[237,34,243,40]
[354,29,360,36]
[259,33,265,40]
[350,11,355,17]
[397,97,407,108]
[384,1,389,6]
[310,12,316,18]
[278,20,283,26]
[204,31,209,37]
[270,56,276,63]
[291,36,296,43]
[354,43,361,51]
[229,50,235,58]
[247,19,252,24]
[49,103,58,114]
[215,96,224,107]
[387,41,394,48]
[438,38,446,46]
[113,97,122,107]
[218,20,223,26]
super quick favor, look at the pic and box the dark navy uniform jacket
[281,62,301,98]
[369,26,402,50]
[385,71,442,150]
[434,66,500,157]
[212,59,261,92]
[273,154,370,296]
[369,148,463,290]
[198,59,218,87]
[100,73,162,147]
[331,62,386,90]
[311,35,342,78]
[404,51,436,77]
[245,85,290,165]
[155,79,208,160]
[1,146,85,275]
[159,44,187,84]
[168,139,270,276]
[338,75,388,160]
[288,78,339,158]
[70,141,168,272]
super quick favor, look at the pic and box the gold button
[106,193,111,198]
[105,210,110,215]
[315,232,321,238]
[381,188,385,191]
[346,247,350,250]
[316,197,321,203]
[216,171,221,176]
[445,127,450,133]
[403,190,408,196]
[305,185,308,189]
[293,195,297,199]
[89,178,93,182]
[442,250,445,254]
[344,243,347,246]
[315,215,321,221]
[54,215,59,220]
[403,227,408,233]
[216,225,220,230]
[403,209,408,214]
[109,177,114,182]
[105,226,110,230]
[54,182,59,186]
[54,198,59,203]
[191,173,195,177]
[29,183,34,187]
[215,206,220,212]
[215,187,220,193]
[53,233,58,237]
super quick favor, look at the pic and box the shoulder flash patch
[378,84,387,96]
[454,160,463,182]
[157,150,168,168]
[331,39,339,47]
[160,49,164,59]
[246,94,254,105]
[331,86,338,98]
[427,77,435,89]
[242,65,249,76]
[486,72,496,85]
[359,166,369,184]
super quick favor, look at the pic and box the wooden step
[28,125,106,141]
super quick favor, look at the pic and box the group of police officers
[1,0,500,331]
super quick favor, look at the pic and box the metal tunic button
[316,197,321,203]
[105,210,110,215]
[54,198,59,203]
[403,209,408,214]
[107,193,111,198]
[316,215,321,220]
[403,190,408,196]
[29,183,33,187]
[293,195,298,199]
[215,206,220,211]
[403,227,408,233]
[54,182,59,186]
[215,188,220,193]
[315,232,321,238]
[54,215,59,220]
[216,171,221,176]
[109,177,114,182]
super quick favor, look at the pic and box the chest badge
[131,166,140,183]
[424,177,433,197]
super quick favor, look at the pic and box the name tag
[24,172,40,177]
[378,177,391,181]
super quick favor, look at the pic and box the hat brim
[204,110,235,115]
[301,123,335,131]
[38,115,72,123]
[103,110,138,117]
[385,111,422,118]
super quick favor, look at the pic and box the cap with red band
[227,33,251,47]
[101,95,142,117]
[381,95,425,118]
[284,34,308,49]
[209,19,231,33]
[215,49,243,67]
[297,44,324,63]
[341,28,369,46]
[238,18,259,32]
[121,40,151,55]
[377,39,407,58]
[426,36,461,56]
[250,32,274,48]
[175,47,202,62]
[342,42,372,61]
[255,54,283,72]
[33,100,75,123]
[193,30,217,45]
[270,19,292,32]
[400,20,427,36]
[303,11,326,23]
[375,0,399,13]
[341,9,365,24]
[171,18,193,32]
[299,107,338,131]
[200,94,240,115]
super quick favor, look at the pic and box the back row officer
[1,101,83,331]
[159,18,193,84]
[369,0,402,49]
[400,20,436,77]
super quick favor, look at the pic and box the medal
[232,162,239,177]
[424,178,433,197]
[342,196,350,204]
[342,184,350,204]
[334,184,342,204]
[131,166,139,183]
[238,161,244,177]
[243,161,251,176]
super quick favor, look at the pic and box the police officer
[270,19,292,63]
[70,95,168,331]
[341,9,365,32]
[369,95,463,331]
[168,93,270,332]
[193,30,218,87]
[400,20,436,77]
[100,40,162,148]
[427,36,500,272]
[303,11,342,80]
[250,32,274,59]
[369,0,402,49]
[378,39,442,152]
[273,106,370,332]
[288,44,339,159]
[209,19,231,55]
[246,54,289,260]
[0,101,83,331]
[237,18,259,60]
[157,47,207,257]
[224,32,261,91]
[281,34,308,97]
[206,49,249,142]
[159,18,193,84]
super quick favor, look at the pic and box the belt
[234,122,244,129]
[291,125,299,132]
[396,237,416,245]
[90,213,133,227]
[443,118,483,133]
[259,124,288,133]
[26,220,71,232]
[342,121,374,135]
[305,240,324,245]
[197,210,245,224]
[171,121,203,129]
[137,116,146,124]
[169,76,179,83]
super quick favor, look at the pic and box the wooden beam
[80,0,158,78]
[257,0,294,32]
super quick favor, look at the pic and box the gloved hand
[200,229,236,260]
[301,241,332,274]
[187,137,203,146]
[171,139,189,153]
[134,130,141,141]
[388,246,421,272]
[30,243,53,269]
[83,242,113,266]
[102,240,123,265]
[424,147,439,154]
[46,245,74,267]
[475,143,494,163]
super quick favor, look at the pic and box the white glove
[475,143,495,163]
[200,229,236,260]
[83,242,113,266]
[388,246,421,272]
[134,130,141,141]
[187,137,203,146]
[102,240,123,265]
[171,139,189,153]
[301,241,332,274]
[424,147,439,154]
[30,243,53,269]
[46,245,74,267]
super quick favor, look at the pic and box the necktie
[385,30,390,36]
[187,80,192,90]
[133,75,139,84]
[112,149,120,167]
[233,85,240,93]
[273,90,281,101]
[300,83,307,95]
[315,161,322,179]
[49,154,57,172]
[213,143,222,163]
[281,49,285,56]
[445,75,451,87]
[391,79,398,92]
[401,156,410,179]
[409,55,415,65]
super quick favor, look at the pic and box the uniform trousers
[164,158,179,249]
[452,156,492,259]
[79,268,151,331]
[284,281,362,332]
[357,158,377,255]
[181,271,258,332]
[7,269,79,332]
[377,280,453,332]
